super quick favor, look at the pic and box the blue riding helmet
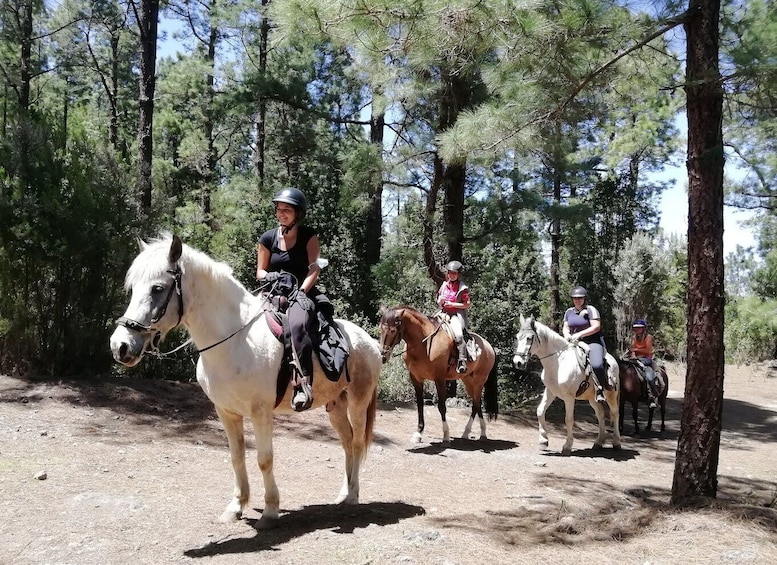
[633,319,647,328]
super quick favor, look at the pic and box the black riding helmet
[570,285,588,298]
[272,187,308,216]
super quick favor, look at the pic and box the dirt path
[1,362,776,564]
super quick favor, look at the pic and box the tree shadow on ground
[182,501,425,558]
[430,471,777,548]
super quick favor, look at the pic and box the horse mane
[520,315,567,350]
[385,304,439,326]
[125,232,239,292]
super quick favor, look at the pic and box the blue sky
[657,163,756,257]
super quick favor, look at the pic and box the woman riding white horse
[513,314,621,455]
[109,234,382,528]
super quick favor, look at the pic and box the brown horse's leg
[411,377,426,443]
[633,400,641,434]
[461,377,486,440]
[434,378,451,443]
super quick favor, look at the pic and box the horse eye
[151,284,165,294]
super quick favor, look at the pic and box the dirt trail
[1,362,776,564]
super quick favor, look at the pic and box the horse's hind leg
[588,399,606,450]
[215,406,251,523]
[249,409,280,528]
[327,391,360,504]
[461,378,486,440]
[537,387,556,450]
[434,379,451,443]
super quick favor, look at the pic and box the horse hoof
[219,509,242,523]
[412,432,423,444]
[613,444,622,451]
[561,448,571,456]
[593,443,603,450]
[256,515,280,530]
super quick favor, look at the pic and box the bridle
[379,311,442,360]
[116,263,267,359]
[117,264,184,354]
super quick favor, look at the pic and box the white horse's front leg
[251,410,280,529]
[589,399,606,450]
[561,396,576,456]
[536,387,555,449]
[215,406,249,523]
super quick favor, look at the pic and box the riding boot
[292,372,313,412]
[647,379,659,409]
[456,341,468,374]
[591,370,606,404]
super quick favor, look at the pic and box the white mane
[125,232,239,292]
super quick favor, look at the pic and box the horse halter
[513,329,536,366]
[379,316,403,359]
[117,264,184,347]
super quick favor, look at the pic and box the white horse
[109,234,382,528]
[512,314,621,456]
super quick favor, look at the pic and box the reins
[120,264,278,361]
[390,323,442,358]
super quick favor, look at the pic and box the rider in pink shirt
[437,261,471,373]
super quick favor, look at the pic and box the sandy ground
[1,361,776,564]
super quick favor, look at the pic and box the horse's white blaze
[110,235,381,524]
[514,316,621,455]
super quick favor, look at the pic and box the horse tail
[363,386,378,456]
[484,361,499,421]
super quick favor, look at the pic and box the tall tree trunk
[550,171,562,332]
[671,0,725,504]
[361,106,384,318]
[136,0,160,213]
[254,0,271,181]
[203,18,218,227]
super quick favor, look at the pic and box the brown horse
[617,359,669,435]
[378,305,498,443]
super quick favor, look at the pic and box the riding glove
[263,271,282,283]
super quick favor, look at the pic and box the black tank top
[259,225,317,283]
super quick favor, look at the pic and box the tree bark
[136,0,160,213]
[671,0,725,504]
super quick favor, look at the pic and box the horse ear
[137,237,147,251]
[169,234,183,263]
[519,313,525,325]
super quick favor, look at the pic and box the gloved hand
[263,271,282,283]
[295,289,314,310]
[567,334,579,344]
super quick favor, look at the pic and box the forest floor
[1,361,776,564]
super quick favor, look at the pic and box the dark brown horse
[617,359,669,434]
[378,305,498,443]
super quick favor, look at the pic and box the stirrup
[456,360,467,374]
[649,398,658,409]
[595,388,606,404]
[292,378,313,412]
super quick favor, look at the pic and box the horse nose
[512,354,524,369]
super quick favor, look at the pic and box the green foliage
[725,296,777,362]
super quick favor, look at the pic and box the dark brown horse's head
[378,306,404,364]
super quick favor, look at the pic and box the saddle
[435,313,481,366]
[624,358,665,391]
[572,342,614,398]
[261,290,351,407]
